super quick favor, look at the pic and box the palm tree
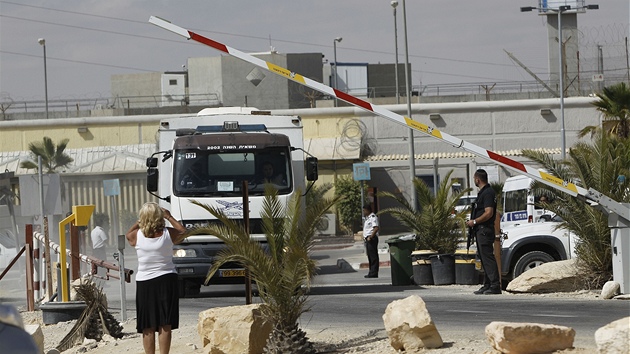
[190,186,339,354]
[20,136,74,173]
[378,170,472,254]
[579,82,630,139]
[522,131,630,286]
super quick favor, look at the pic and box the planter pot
[40,301,87,325]
[411,250,437,285]
[429,254,456,285]
[455,249,480,285]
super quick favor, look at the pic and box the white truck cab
[146,108,318,296]
[501,175,554,228]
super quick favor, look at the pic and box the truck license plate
[219,269,245,277]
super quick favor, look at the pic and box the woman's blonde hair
[138,202,165,237]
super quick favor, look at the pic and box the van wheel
[513,251,555,278]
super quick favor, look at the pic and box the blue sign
[103,179,120,197]
[506,211,527,222]
[353,163,371,181]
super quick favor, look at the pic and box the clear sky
[1,0,628,102]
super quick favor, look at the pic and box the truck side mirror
[147,157,158,168]
[147,168,159,192]
[306,157,318,181]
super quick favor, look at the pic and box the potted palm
[379,170,472,285]
[189,186,339,354]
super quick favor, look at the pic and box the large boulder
[197,304,272,354]
[24,324,44,354]
[486,321,575,354]
[382,295,443,351]
[506,259,582,293]
[600,281,621,300]
[595,317,629,354]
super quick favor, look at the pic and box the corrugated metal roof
[364,148,562,162]
[0,144,156,175]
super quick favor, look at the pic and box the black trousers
[365,236,379,276]
[475,226,500,288]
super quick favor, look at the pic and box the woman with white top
[125,202,187,354]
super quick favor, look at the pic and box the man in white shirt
[91,216,109,276]
[362,204,379,278]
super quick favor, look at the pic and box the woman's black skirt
[135,273,179,333]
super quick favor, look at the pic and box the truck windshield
[173,147,292,197]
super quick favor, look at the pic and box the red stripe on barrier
[190,32,228,53]
[334,89,374,112]
[488,151,526,173]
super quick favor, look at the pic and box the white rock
[507,259,582,293]
[382,295,443,351]
[486,321,575,354]
[197,304,272,354]
[82,337,97,345]
[24,324,44,354]
[595,316,630,354]
[601,281,621,300]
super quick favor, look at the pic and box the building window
[169,79,177,86]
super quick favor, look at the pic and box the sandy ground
[18,290,609,354]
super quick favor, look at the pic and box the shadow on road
[308,284,420,296]
[316,264,356,275]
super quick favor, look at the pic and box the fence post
[28,224,41,301]
[25,224,35,310]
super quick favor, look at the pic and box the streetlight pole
[521,4,598,160]
[402,0,416,210]
[38,38,49,119]
[333,37,342,107]
[391,1,400,104]
[557,6,567,160]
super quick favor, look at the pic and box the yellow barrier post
[58,205,94,302]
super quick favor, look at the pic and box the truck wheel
[513,251,555,278]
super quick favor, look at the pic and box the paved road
[2,241,628,349]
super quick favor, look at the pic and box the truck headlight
[173,249,197,258]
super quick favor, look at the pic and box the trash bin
[411,250,437,285]
[429,254,456,285]
[385,235,416,286]
[455,249,480,285]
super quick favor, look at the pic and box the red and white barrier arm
[148,16,588,199]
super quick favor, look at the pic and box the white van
[501,175,552,228]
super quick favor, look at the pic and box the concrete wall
[188,56,223,106]
[111,72,162,108]
[287,53,325,109]
[220,53,290,109]
[368,63,407,98]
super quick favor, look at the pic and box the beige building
[0,97,600,236]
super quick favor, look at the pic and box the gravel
[19,289,605,354]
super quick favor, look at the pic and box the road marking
[445,310,490,314]
[530,314,579,318]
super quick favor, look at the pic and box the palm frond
[190,187,338,329]
[379,170,471,254]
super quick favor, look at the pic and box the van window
[503,189,528,219]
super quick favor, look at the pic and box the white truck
[146,107,317,296]
[498,175,574,282]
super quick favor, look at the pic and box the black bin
[455,249,479,285]
[411,250,436,285]
[429,254,456,285]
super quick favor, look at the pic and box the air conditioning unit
[316,213,336,236]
